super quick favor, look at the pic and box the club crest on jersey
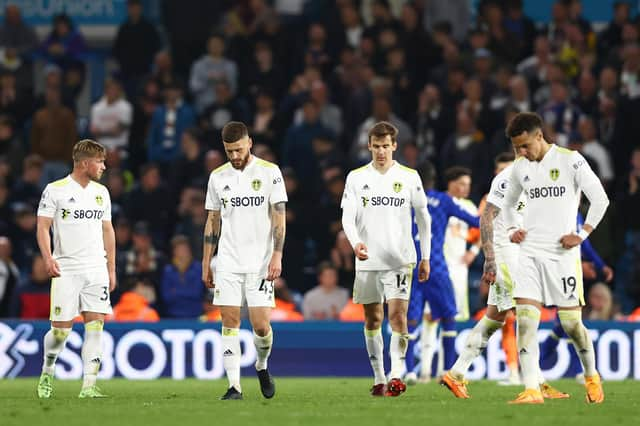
[95,195,103,206]
[251,179,262,191]
[393,182,402,193]
[550,169,560,181]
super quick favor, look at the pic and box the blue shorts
[408,267,457,321]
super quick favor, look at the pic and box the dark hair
[221,121,248,143]
[495,151,515,164]
[317,261,336,275]
[444,166,472,184]
[368,121,398,144]
[418,161,437,189]
[505,112,543,139]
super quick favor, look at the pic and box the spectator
[0,70,32,128]
[250,90,280,153]
[199,80,250,146]
[282,99,335,188]
[0,5,38,59]
[112,0,161,98]
[10,254,48,319]
[294,80,343,138]
[576,116,614,185]
[169,127,205,200]
[147,81,196,168]
[0,114,24,169]
[11,154,43,208]
[243,42,285,100]
[30,85,75,183]
[160,235,204,318]
[8,202,38,275]
[422,0,470,43]
[271,277,304,322]
[38,13,87,97]
[302,261,349,320]
[123,220,165,287]
[110,275,160,322]
[440,109,490,200]
[352,96,413,165]
[0,236,19,317]
[414,84,454,162]
[584,283,618,320]
[124,165,172,246]
[90,77,133,155]
[189,34,238,113]
[330,231,355,292]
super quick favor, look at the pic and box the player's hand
[481,258,497,286]
[582,261,597,280]
[559,233,582,249]
[601,265,614,283]
[418,259,430,282]
[202,265,215,289]
[354,243,369,260]
[45,257,61,278]
[266,252,282,281]
[509,229,527,244]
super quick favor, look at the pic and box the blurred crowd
[0,0,639,322]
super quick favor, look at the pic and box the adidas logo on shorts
[223,349,234,356]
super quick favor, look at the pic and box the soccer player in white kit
[36,139,116,399]
[480,112,608,404]
[442,152,568,400]
[442,167,479,322]
[341,121,432,397]
[202,121,287,400]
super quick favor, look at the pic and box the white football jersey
[486,165,526,249]
[205,156,287,275]
[341,162,428,271]
[444,198,478,270]
[499,145,608,259]
[37,176,112,272]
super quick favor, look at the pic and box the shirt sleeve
[341,173,362,248]
[102,187,112,221]
[205,173,220,211]
[444,194,480,228]
[270,167,288,204]
[410,172,428,209]
[572,152,609,230]
[36,185,56,218]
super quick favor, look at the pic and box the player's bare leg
[249,306,275,399]
[386,299,409,397]
[78,312,107,398]
[220,306,243,400]
[363,303,386,396]
[38,320,72,398]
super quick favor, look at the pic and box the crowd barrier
[1,320,638,380]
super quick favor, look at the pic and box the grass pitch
[1,378,637,426]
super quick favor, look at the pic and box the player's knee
[558,310,582,338]
[252,324,271,337]
[388,310,406,328]
[52,327,70,343]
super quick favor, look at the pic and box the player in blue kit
[404,163,479,382]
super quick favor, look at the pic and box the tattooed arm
[202,210,221,288]
[267,202,286,281]
[480,202,501,286]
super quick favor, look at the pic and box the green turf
[1,378,637,426]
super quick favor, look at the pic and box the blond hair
[72,139,106,163]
